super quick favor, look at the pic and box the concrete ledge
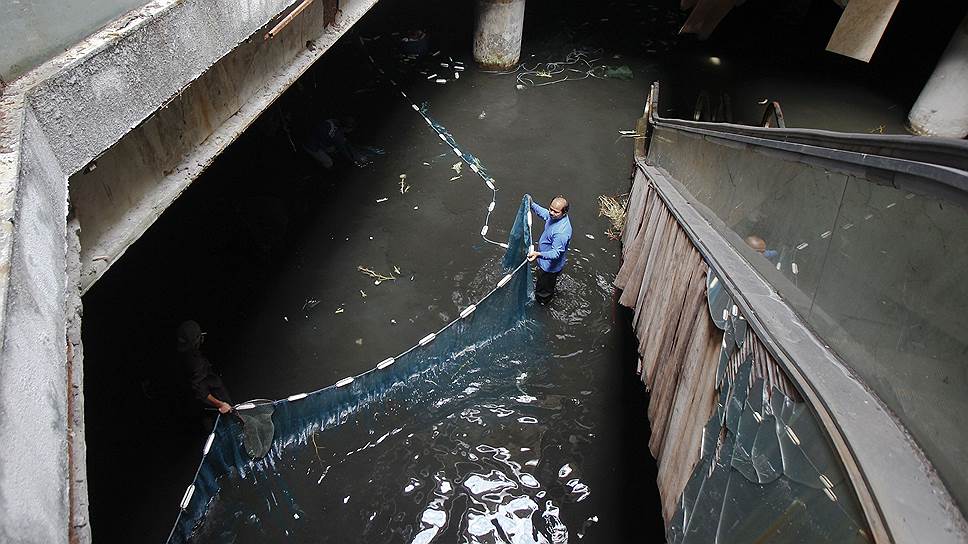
[28,0,301,176]
[0,106,70,543]
[0,0,379,540]
[73,0,379,291]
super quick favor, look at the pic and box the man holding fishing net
[527,195,573,305]
[176,320,233,416]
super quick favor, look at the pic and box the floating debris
[585,233,595,239]
[358,266,396,281]
[302,298,320,311]
[393,265,401,275]
[757,98,769,105]
[604,65,633,80]
[598,193,628,240]
[360,290,367,298]
[478,110,486,119]
[376,197,388,203]
[449,175,462,182]
[452,162,462,175]
[335,308,344,314]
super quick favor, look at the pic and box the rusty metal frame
[759,100,785,128]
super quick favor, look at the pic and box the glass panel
[724,357,752,434]
[650,121,968,511]
[706,271,732,330]
[809,177,968,509]
[671,345,871,542]
[682,434,734,540]
[649,126,847,317]
[717,471,870,543]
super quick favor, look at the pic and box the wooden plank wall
[616,169,800,521]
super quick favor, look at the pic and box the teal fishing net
[167,196,534,543]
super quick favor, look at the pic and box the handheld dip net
[167,196,536,543]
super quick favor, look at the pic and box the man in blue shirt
[527,195,573,305]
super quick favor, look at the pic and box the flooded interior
[79,0,965,542]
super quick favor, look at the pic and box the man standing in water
[527,195,573,305]
[176,320,233,415]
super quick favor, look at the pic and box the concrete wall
[0,0,149,82]
[70,0,379,291]
[0,108,70,543]
[0,0,378,540]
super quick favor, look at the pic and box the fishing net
[167,196,535,543]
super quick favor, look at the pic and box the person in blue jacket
[527,194,573,305]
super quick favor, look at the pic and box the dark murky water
[80,0,936,541]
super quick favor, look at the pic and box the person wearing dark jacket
[176,320,233,414]
[302,117,367,168]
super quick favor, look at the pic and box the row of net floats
[176,43,537,514]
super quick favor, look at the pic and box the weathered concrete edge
[639,158,968,543]
[0,106,70,543]
[78,0,381,292]
[66,217,89,544]
[0,91,24,352]
[0,0,373,541]
[26,0,308,176]
[0,0,309,343]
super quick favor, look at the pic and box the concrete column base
[473,0,525,70]
[907,14,968,138]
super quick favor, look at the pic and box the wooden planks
[826,0,899,62]
[615,178,803,523]
[655,283,721,520]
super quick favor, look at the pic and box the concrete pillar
[907,14,968,138]
[473,0,526,70]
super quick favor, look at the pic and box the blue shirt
[530,201,573,273]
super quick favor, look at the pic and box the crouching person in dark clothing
[302,117,367,169]
[176,320,233,420]
[526,195,573,305]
